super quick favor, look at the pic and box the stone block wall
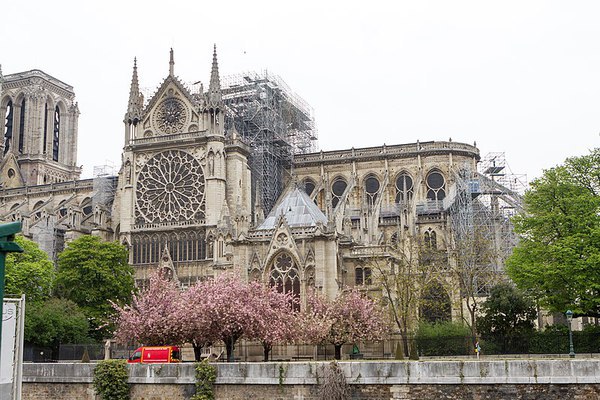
[21,360,600,400]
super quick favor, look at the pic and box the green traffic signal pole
[0,221,24,350]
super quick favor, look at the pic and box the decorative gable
[140,77,200,138]
[0,153,25,189]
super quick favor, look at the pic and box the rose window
[154,98,187,134]
[136,150,205,223]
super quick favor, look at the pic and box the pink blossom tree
[304,288,389,360]
[180,282,218,361]
[113,270,187,346]
[185,273,264,362]
[249,284,300,361]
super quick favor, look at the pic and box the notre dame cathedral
[1,48,518,322]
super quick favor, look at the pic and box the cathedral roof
[257,187,328,230]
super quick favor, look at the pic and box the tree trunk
[402,335,409,357]
[334,344,343,360]
[192,343,203,362]
[225,337,236,362]
[263,342,271,362]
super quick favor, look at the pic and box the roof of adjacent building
[257,186,328,230]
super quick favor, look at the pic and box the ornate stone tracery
[135,149,205,223]
[153,97,187,134]
[269,252,300,310]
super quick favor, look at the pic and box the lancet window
[43,103,48,154]
[18,99,25,153]
[3,100,13,155]
[424,228,437,249]
[53,106,60,161]
[132,230,207,265]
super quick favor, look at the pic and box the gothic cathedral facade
[1,50,484,322]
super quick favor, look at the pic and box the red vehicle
[127,346,181,363]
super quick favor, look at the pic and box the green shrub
[416,322,471,356]
[93,359,129,400]
[191,359,217,400]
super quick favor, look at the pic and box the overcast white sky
[2,0,599,184]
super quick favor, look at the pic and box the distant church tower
[115,47,252,286]
[0,68,81,188]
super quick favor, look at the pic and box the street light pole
[566,310,575,358]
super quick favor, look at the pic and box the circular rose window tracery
[153,97,187,134]
[136,150,205,223]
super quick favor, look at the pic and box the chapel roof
[256,186,328,230]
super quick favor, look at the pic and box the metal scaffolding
[221,71,317,216]
[92,163,117,210]
[445,154,525,296]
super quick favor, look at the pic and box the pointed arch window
[426,170,446,202]
[395,172,414,203]
[18,99,25,153]
[4,100,13,155]
[53,106,60,161]
[364,175,380,207]
[269,252,300,311]
[424,228,437,249]
[331,178,347,209]
[43,103,48,154]
[303,179,315,196]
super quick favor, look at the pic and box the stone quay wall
[22,359,600,399]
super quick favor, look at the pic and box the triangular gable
[0,153,25,189]
[158,244,180,286]
[143,75,197,114]
[263,216,302,268]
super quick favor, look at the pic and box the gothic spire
[208,44,222,105]
[169,48,175,76]
[126,58,143,121]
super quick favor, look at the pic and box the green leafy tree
[5,235,54,303]
[478,283,536,336]
[25,298,90,360]
[507,149,600,318]
[55,236,135,340]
